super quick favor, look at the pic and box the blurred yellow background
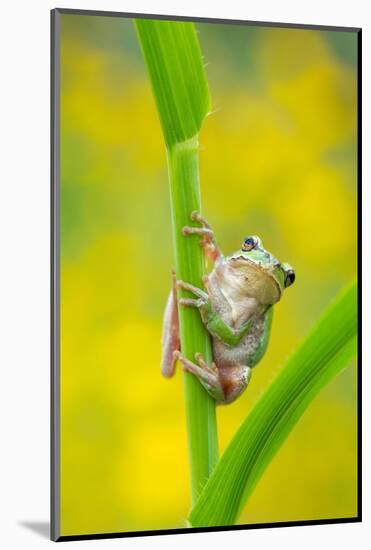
[59,14,358,536]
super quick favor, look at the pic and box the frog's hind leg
[219,365,252,404]
[161,271,180,378]
[173,351,225,402]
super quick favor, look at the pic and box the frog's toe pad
[176,352,219,387]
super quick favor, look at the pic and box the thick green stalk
[135,19,218,502]
[168,140,218,500]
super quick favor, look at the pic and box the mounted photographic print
[51,8,361,542]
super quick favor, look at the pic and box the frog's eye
[284,269,295,287]
[242,236,257,251]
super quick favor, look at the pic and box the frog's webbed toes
[179,297,205,308]
[191,210,202,222]
[175,352,215,381]
[174,351,224,402]
[183,213,220,264]
[176,279,208,300]
[194,352,217,375]
[182,226,214,239]
[190,210,212,229]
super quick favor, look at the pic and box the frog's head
[227,235,295,305]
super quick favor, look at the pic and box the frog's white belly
[213,311,265,368]
[219,286,258,328]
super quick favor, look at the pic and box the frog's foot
[191,211,213,228]
[178,297,205,308]
[176,280,208,301]
[182,226,214,238]
[182,211,221,263]
[173,351,225,402]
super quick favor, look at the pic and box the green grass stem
[135,19,218,502]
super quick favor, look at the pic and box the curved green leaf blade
[189,280,357,527]
[135,19,211,148]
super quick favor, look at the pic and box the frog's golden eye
[242,236,257,251]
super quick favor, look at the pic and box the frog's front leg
[177,279,254,347]
[182,211,222,263]
[173,351,225,402]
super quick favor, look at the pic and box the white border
[0,1,368,548]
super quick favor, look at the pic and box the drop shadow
[19,521,50,539]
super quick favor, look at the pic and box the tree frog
[161,211,295,404]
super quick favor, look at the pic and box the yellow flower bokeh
[59,15,357,536]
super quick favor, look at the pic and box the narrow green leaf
[189,280,357,527]
[135,19,218,502]
[135,19,211,148]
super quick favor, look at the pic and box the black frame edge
[56,517,361,542]
[54,7,361,32]
[356,28,362,523]
[51,7,61,543]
